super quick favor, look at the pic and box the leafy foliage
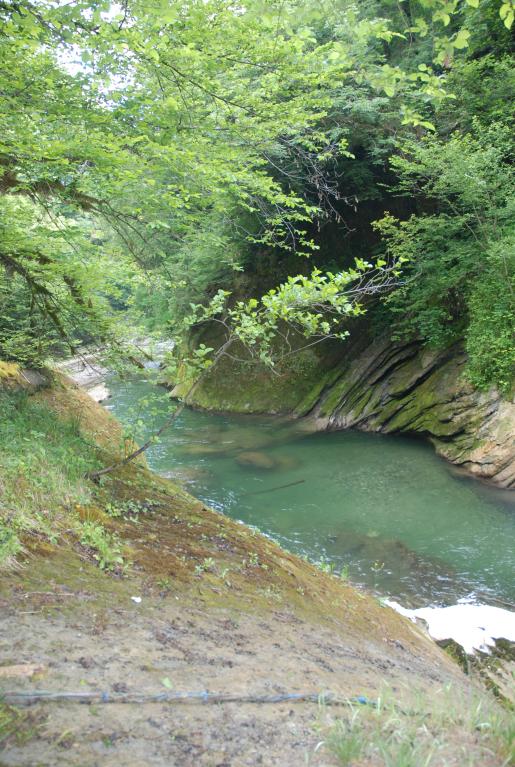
[376,123,514,390]
[0,0,512,393]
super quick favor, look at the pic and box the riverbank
[0,368,513,765]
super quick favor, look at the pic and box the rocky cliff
[178,333,515,488]
[301,338,514,489]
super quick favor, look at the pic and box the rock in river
[236,451,277,470]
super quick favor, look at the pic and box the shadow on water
[106,375,515,609]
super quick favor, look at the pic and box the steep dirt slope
[0,378,508,766]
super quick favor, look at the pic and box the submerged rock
[236,451,277,470]
[218,426,274,451]
[179,442,228,457]
[274,455,301,471]
[328,529,460,605]
[160,466,211,484]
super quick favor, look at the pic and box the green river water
[106,375,515,609]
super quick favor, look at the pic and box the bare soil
[0,555,467,767]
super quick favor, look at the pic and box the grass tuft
[319,685,515,767]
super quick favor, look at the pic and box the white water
[386,599,515,654]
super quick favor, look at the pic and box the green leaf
[453,29,471,49]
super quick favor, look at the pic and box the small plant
[371,560,385,573]
[104,498,157,522]
[194,557,216,575]
[0,703,28,746]
[339,564,350,580]
[104,502,122,518]
[316,556,337,574]
[79,522,125,572]
[0,521,22,565]
[156,577,172,590]
[324,715,362,766]
[259,585,282,602]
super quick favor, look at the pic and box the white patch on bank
[386,599,515,655]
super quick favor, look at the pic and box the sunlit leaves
[0,0,512,369]
[453,29,471,49]
[499,0,514,28]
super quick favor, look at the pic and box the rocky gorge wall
[178,334,515,488]
[302,338,515,489]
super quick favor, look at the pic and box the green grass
[0,702,40,747]
[0,389,109,567]
[318,685,515,767]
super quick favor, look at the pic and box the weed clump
[319,685,515,767]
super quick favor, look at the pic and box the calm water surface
[106,376,515,609]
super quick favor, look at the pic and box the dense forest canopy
[0,0,513,388]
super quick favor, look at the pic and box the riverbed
[105,374,515,612]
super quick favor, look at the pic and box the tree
[0,0,462,363]
[0,0,512,473]
[376,122,514,391]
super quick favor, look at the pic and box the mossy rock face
[185,351,323,415]
[169,322,342,415]
[311,337,514,488]
[468,639,515,705]
[0,361,22,383]
[0,361,49,390]
[437,638,470,674]
[172,326,514,487]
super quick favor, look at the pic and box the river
[105,373,515,613]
